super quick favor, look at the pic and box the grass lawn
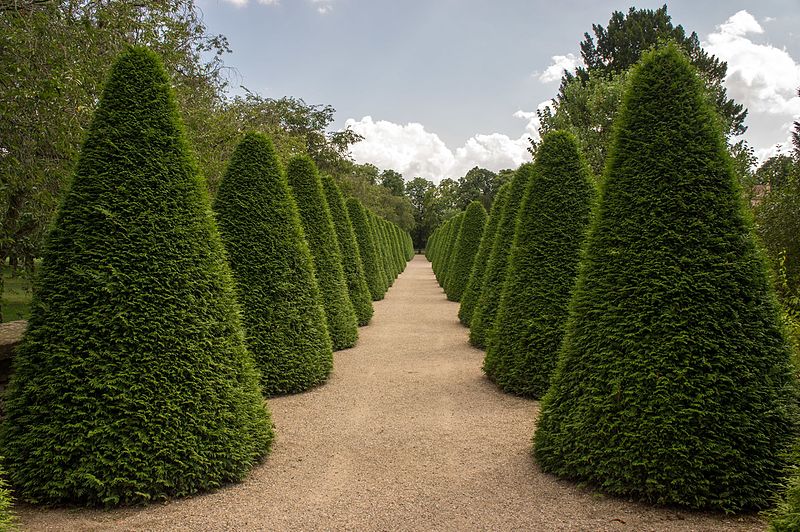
[2,265,32,322]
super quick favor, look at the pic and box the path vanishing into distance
[19,256,765,531]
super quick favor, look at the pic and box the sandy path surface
[18,256,765,531]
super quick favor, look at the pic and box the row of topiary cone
[0,46,412,508]
[429,44,800,520]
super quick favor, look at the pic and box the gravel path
[18,256,765,531]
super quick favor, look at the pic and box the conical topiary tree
[534,45,795,512]
[321,174,374,326]
[441,212,464,290]
[215,133,333,395]
[459,182,510,326]
[445,201,487,302]
[287,156,358,351]
[347,197,386,301]
[487,131,595,397]
[0,47,272,506]
[471,164,534,350]
[376,216,396,286]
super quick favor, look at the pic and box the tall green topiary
[470,164,534,350]
[287,156,358,351]
[487,132,595,397]
[376,216,396,286]
[441,213,464,290]
[459,183,510,326]
[0,47,272,506]
[215,133,333,395]
[431,220,450,280]
[347,197,386,301]
[446,201,487,302]
[534,45,795,512]
[321,174,374,326]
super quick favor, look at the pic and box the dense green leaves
[0,464,14,530]
[215,133,332,395]
[287,156,358,351]
[445,201,487,302]
[533,46,794,512]
[322,174,374,326]
[1,48,272,506]
[487,131,594,397]
[441,213,464,291]
[471,164,533,350]
[459,183,510,326]
[347,198,386,301]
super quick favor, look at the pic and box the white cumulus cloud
[310,0,333,14]
[538,53,579,83]
[343,108,550,183]
[704,10,800,160]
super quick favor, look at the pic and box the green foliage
[487,132,595,397]
[534,46,794,512]
[441,213,464,291]
[346,198,386,301]
[375,216,396,286]
[0,463,15,530]
[579,5,745,135]
[1,266,32,323]
[445,201,487,302]
[536,5,745,175]
[287,156,358,351]
[380,169,405,196]
[321,174,374,326]
[459,183,510,326]
[1,48,272,506]
[214,133,333,395]
[471,164,534,350]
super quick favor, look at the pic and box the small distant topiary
[445,201,487,302]
[471,164,534,350]
[375,216,396,286]
[441,212,464,291]
[321,174,374,326]
[1,47,272,506]
[459,183,510,326]
[215,133,333,395]
[534,45,795,512]
[347,197,386,301]
[287,156,358,351]
[487,131,594,397]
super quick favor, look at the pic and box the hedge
[487,131,594,397]
[287,156,358,351]
[441,212,465,290]
[1,47,272,506]
[459,182,510,326]
[445,201,487,302]
[533,45,795,512]
[346,197,386,301]
[471,164,534,350]
[321,174,374,326]
[215,132,333,395]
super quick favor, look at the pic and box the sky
[197,0,800,183]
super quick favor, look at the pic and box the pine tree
[459,183,510,326]
[534,45,795,512]
[321,174,374,326]
[215,133,332,395]
[471,164,534,350]
[346,197,386,301]
[488,131,594,397]
[441,212,464,290]
[1,48,272,506]
[446,201,487,302]
[287,156,358,351]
